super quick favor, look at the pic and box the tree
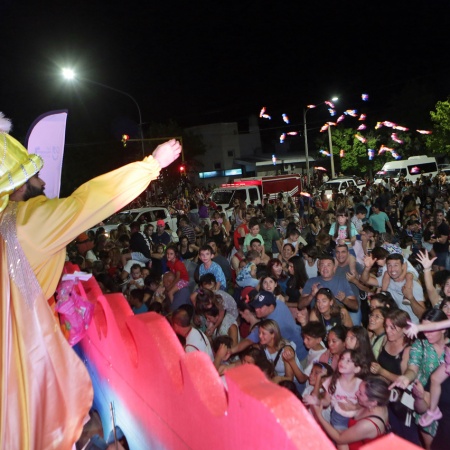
[427,98,450,154]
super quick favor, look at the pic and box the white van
[374,155,438,184]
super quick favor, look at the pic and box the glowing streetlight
[303,97,338,185]
[61,67,145,158]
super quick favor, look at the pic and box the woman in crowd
[260,275,286,303]
[390,309,449,448]
[319,325,348,370]
[367,307,387,359]
[285,256,308,306]
[301,245,320,279]
[267,258,289,295]
[310,288,353,336]
[258,319,301,381]
[345,326,375,367]
[310,376,390,450]
[416,250,450,308]
[178,234,199,261]
[278,243,296,272]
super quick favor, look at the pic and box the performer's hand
[152,139,182,168]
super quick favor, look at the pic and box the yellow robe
[0,156,160,449]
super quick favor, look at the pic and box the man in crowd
[152,219,172,246]
[172,306,214,360]
[368,204,394,234]
[360,253,425,323]
[259,215,282,257]
[430,209,449,271]
[231,290,307,361]
[299,255,358,315]
[0,112,181,449]
[177,215,197,244]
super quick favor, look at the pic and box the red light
[179,165,185,172]
[121,134,130,147]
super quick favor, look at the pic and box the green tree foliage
[427,98,450,154]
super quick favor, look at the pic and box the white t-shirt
[387,278,424,324]
[185,328,214,361]
[323,376,362,418]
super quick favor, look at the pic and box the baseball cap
[249,290,276,309]
[156,220,165,226]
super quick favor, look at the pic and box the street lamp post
[327,126,336,179]
[62,68,146,158]
[303,108,311,187]
[303,97,338,185]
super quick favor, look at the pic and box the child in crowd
[124,263,145,295]
[302,361,334,422]
[300,322,328,376]
[128,289,149,315]
[282,228,307,255]
[244,218,265,251]
[329,207,358,256]
[351,205,367,236]
[164,245,190,301]
[198,245,227,291]
[236,250,261,288]
[305,350,367,446]
[212,335,234,372]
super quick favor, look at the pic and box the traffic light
[179,165,186,172]
[122,134,130,147]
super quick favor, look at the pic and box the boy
[128,289,149,315]
[243,218,264,251]
[351,205,367,236]
[236,250,261,288]
[198,245,226,291]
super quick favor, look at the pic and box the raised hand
[416,250,436,271]
[152,139,182,168]
[404,321,419,339]
[363,254,377,269]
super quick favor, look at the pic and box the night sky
[1,0,450,147]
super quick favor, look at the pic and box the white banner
[25,110,68,199]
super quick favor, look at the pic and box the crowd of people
[69,171,450,449]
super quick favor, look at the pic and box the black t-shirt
[434,221,450,253]
[130,232,152,258]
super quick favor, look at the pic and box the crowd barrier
[66,263,420,450]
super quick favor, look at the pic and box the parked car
[89,207,178,242]
[319,177,364,200]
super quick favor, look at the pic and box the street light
[303,96,338,186]
[62,68,146,158]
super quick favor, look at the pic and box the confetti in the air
[344,110,358,117]
[417,129,432,135]
[319,149,331,156]
[325,101,336,109]
[337,115,345,123]
[355,134,367,143]
[282,114,290,124]
[368,149,375,160]
[362,93,369,101]
[357,124,367,131]
[328,108,336,116]
[307,104,317,109]
[320,124,329,132]
[340,149,345,158]
[359,114,367,121]
[393,125,409,131]
[391,133,404,144]
[279,133,286,143]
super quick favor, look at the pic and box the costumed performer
[0,112,181,450]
